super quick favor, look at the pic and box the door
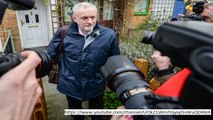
[17,0,49,49]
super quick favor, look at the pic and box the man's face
[201,3,213,22]
[72,7,97,33]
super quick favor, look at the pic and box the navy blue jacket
[46,22,120,101]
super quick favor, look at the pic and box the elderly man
[46,2,120,120]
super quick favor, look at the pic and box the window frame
[134,0,150,16]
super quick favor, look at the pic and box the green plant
[104,90,122,109]
[120,17,162,59]
[43,0,49,5]
[138,17,161,31]
[120,17,162,81]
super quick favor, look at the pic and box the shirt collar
[78,27,93,36]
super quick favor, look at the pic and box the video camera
[0,49,51,78]
[101,21,213,119]
[0,0,52,78]
[141,21,212,107]
[192,1,205,15]
[171,1,205,21]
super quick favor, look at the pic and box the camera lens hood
[100,55,141,84]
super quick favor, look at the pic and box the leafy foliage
[43,0,49,5]
[120,17,162,81]
[138,17,161,31]
[104,90,122,109]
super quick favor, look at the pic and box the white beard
[84,25,94,32]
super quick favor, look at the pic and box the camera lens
[141,30,155,44]
[0,52,23,77]
[101,55,153,109]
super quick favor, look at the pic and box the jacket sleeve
[46,27,63,61]
[157,72,176,85]
[109,32,120,56]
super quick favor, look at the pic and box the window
[134,0,150,16]
[35,14,39,23]
[25,15,29,23]
[152,0,175,20]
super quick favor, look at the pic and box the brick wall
[0,9,22,52]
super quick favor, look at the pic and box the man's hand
[110,106,133,120]
[151,50,171,70]
[0,51,42,120]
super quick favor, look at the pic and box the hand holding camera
[0,49,52,78]
[0,51,42,120]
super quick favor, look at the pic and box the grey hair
[72,2,97,15]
